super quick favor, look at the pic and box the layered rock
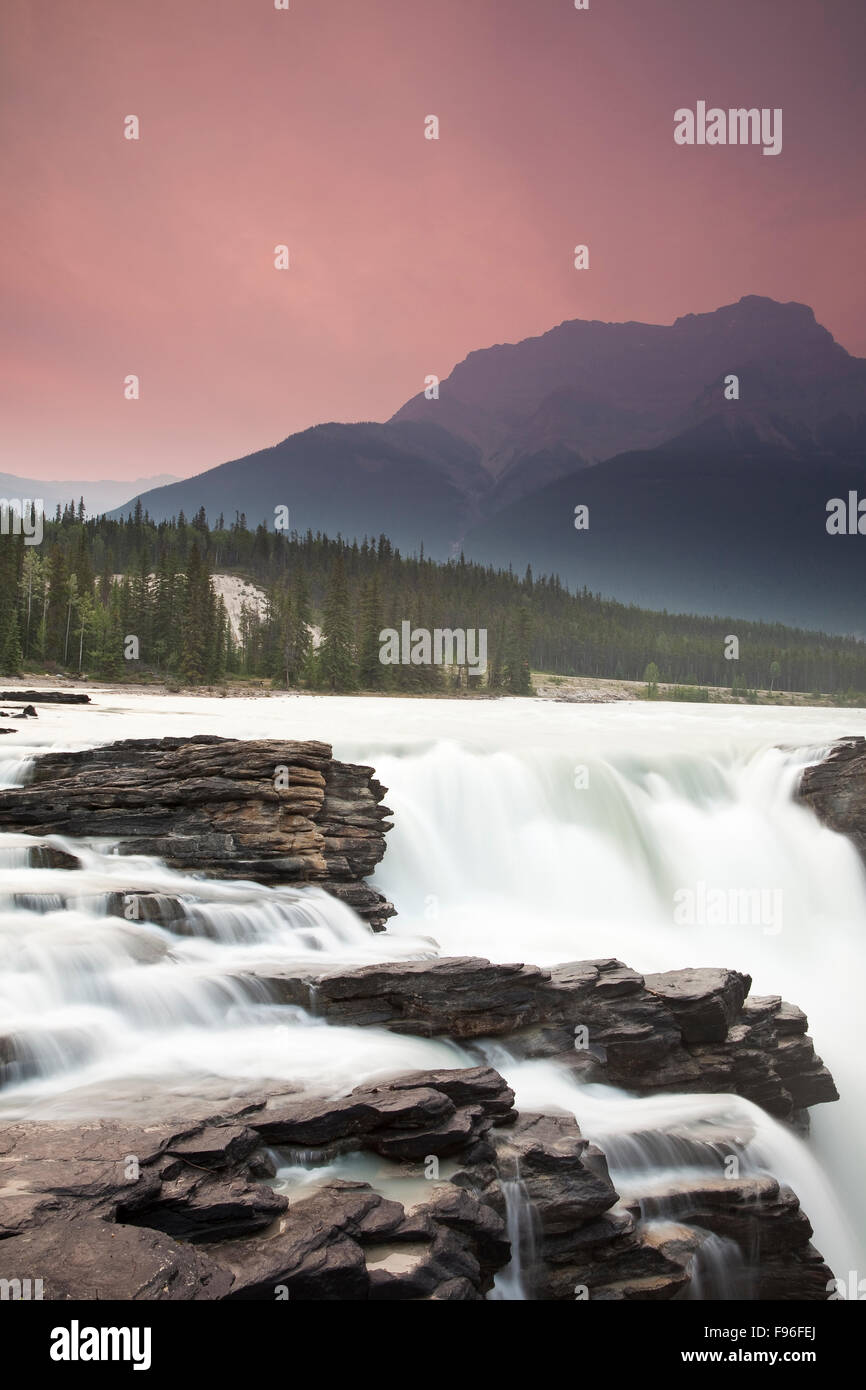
[0,733,846,1300]
[0,1064,832,1301]
[0,735,394,928]
[252,956,837,1121]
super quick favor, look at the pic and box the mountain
[111,422,487,556]
[107,296,866,630]
[0,473,179,517]
[464,417,866,636]
[392,295,866,508]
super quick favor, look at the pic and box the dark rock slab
[0,1216,233,1300]
[0,734,394,927]
[0,1062,838,1302]
[643,967,749,1043]
[0,690,90,704]
[797,736,866,859]
[256,956,837,1121]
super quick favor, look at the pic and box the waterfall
[491,1056,853,1283]
[0,831,465,1113]
[488,1175,537,1301]
[362,726,866,1275]
[0,694,863,1292]
[682,1234,752,1301]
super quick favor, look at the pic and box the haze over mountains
[112,297,866,634]
[1,473,179,518]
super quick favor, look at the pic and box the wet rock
[163,1125,261,1171]
[643,967,749,1043]
[621,1174,834,1299]
[797,736,866,859]
[217,1179,504,1301]
[492,1113,618,1235]
[120,1170,287,1244]
[0,1065,837,1301]
[258,956,837,1121]
[0,1216,234,1300]
[251,1068,514,1160]
[0,735,394,927]
[27,844,81,870]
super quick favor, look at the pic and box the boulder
[0,735,395,927]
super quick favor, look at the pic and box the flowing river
[1,692,864,1293]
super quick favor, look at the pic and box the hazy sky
[3,0,864,481]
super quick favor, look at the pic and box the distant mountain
[112,422,487,556]
[393,294,866,509]
[464,417,866,636]
[108,296,866,629]
[0,472,179,517]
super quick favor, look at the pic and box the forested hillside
[1,501,865,697]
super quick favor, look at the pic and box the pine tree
[178,543,210,684]
[357,574,384,689]
[0,613,23,675]
[318,554,356,691]
[504,603,533,694]
[285,572,313,687]
[207,595,228,682]
[44,545,69,663]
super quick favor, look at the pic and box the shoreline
[0,671,855,709]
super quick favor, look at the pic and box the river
[1,692,864,1292]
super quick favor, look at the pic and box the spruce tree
[44,545,69,663]
[357,574,385,689]
[179,543,210,684]
[319,554,356,691]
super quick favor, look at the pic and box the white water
[0,691,864,1291]
[488,1177,538,1301]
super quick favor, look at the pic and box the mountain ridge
[104,295,866,629]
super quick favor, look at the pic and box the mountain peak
[391,296,860,483]
[675,294,815,325]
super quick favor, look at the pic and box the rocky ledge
[0,735,395,928]
[798,735,866,861]
[0,1066,832,1301]
[242,956,837,1123]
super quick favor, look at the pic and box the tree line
[1,500,865,697]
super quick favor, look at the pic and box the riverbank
[1,671,859,708]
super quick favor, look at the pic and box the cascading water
[0,693,864,1296]
[488,1175,537,1301]
[490,1055,853,1290]
[683,1234,751,1301]
[0,833,464,1115]
[364,729,866,1276]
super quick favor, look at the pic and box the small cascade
[0,828,460,1110]
[492,1056,853,1291]
[681,1232,754,1301]
[487,1176,538,1301]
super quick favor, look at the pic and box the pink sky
[2,0,865,481]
